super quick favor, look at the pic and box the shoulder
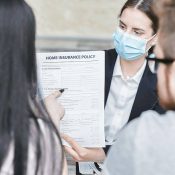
[122,110,175,144]
[110,110,175,158]
[115,110,175,140]
[104,48,118,68]
[104,111,175,175]
[105,48,117,58]
[136,110,175,132]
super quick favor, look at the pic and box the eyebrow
[133,27,145,32]
[119,20,126,26]
[119,19,145,32]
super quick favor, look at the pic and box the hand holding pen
[44,89,67,127]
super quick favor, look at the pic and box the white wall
[26,0,126,37]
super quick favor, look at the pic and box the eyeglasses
[146,57,174,73]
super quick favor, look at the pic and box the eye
[133,30,144,36]
[119,24,126,31]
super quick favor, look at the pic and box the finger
[56,102,65,118]
[59,107,65,120]
[62,134,83,154]
[44,91,61,100]
[52,90,62,98]
[64,146,80,161]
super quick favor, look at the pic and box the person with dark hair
[0,0,66,174]
[103,0,175,174]
[63,0,165,174]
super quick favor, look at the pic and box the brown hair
[120,0,159,34]
[154,0,175,59]
[154,0,175,109]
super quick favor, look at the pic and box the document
[37,51,105,147]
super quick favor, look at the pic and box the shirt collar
[113,56,147,84]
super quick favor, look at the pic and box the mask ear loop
[146,34,157,52]
[148,34,157,42]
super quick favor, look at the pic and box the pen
[59,88,67,93]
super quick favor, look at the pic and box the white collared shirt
[105,56,146,145]
[79,57,147,174]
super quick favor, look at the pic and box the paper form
[37,51,105,147]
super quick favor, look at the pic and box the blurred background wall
[26,0,126,51]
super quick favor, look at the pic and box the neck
[120,56,146,78]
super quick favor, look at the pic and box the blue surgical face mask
[113,28,155,61]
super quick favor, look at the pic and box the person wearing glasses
[63,0,165,174]
[103,0,175,174]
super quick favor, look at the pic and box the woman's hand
[44,90,65,127]
[62,154,68,175]
[62,134,106,162]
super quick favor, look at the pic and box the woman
[63,0,164,174]
[103,0,175,174]
[0,0,65,174]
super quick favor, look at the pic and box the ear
[154,40,164,58]
[169,62,175,102]
[146,35,158,51]
[150,35,158,46]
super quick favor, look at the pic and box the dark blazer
[103,48,165,154]
[76,48,165,174]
